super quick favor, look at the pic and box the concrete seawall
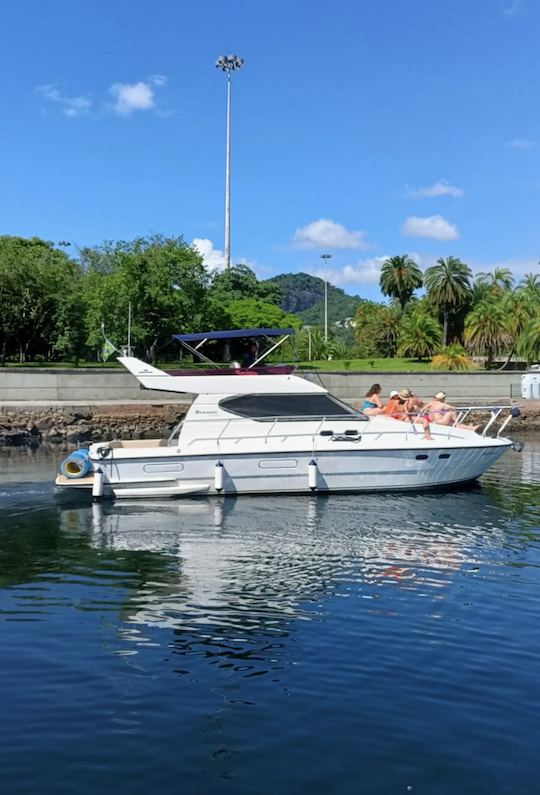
[0,367,524,403]
[302,371,522,403]
[0,368,169,402]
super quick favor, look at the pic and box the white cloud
[149,74,168,87]
[401,215,459,241]
[292,218,369,250]
[312,256,388,287]
[502,0,521,16]
[506,137,536,150]
[340,256,388,285]
[36,84,92,117]
[406,179,464,198]
[192,238,226,272]
[109,80,157,115]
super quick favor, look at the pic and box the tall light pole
[320,253,333,342]
[215,54,244,269]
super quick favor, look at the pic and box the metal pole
[127,302,132,356]
[320,253,333,343]
[324,278,328,342]
[224,71,231,269]
[216,55,243,269]
[308,328,312,361]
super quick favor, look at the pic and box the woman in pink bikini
[421,392,479,432]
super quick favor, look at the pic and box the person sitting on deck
[420,392,479,432]
[386,389,433,440]
[357,383,384,415]
[382,390,400,417]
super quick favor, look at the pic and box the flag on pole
[101,338,118,361]
[100,323,120,361]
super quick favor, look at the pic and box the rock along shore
[0,402,191,447]
[0,399,539,448]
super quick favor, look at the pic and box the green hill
[267,272,362,326]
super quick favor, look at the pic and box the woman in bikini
[357,383,384,415]
[421,392,480,432]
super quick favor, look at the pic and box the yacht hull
[57,443,510,499]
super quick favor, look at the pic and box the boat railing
[450,405,517,438]
[176,409,514,449]
[171,404,518,449]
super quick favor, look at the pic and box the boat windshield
[219,393,367,421]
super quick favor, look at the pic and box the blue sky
[1,0,539,299]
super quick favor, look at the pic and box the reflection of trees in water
[70,492,507,641]
[480,444,540,529]
[1,476,534,677]
[0,503,176,604]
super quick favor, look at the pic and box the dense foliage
[0,234,538,368]
[268,272,362,325]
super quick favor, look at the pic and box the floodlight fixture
[215,54,245,268]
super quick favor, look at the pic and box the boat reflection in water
[58,487,506,642]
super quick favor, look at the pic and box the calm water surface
[0,440,539,795]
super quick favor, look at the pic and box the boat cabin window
[219,393,367,421]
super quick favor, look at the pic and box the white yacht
[55,329,518,500]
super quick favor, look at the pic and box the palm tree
[517,314,540,363]
[372,306,401,357]
[497,291,535,369]
[398,313,442,360]
[424,256,472,346]
[306,328,328,361]
[464,301,512,367]
[518,272,540,296]
[431,344,473,371]
[475,267,515,293]
[379,255,423,311]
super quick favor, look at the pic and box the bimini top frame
[171,327,296,370]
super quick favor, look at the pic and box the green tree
[497,291,535,369]
[303,328,329,361]
[517,314,540,363]
[475,267,515,294]
[464,301,512,366]
[424,256,472,346]
[0,236,82,363]
[354,302,404,357]
[517,272,540,298]
[81,235,209,360]
[431,344,473,371]
[209,264,281,305]
[398,312,442,360]
[372,306,402,357]
[222,298,301,331]
[380,255,423,311]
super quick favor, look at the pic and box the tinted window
[219,393,366,421]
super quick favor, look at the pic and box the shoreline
[0,399,539,446]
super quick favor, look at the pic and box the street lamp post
[215,54,244,269]
[320,253,333,342]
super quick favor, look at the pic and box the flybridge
[172,327,295,343]
[171,327,296,371]
[116,329,316,396]
[117,356,326,396]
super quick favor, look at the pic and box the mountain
[266,272,363,326]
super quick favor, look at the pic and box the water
[0,441,539,795]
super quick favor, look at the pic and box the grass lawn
[295,358,458,372]
[2,357,479,372]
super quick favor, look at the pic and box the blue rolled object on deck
[60,448,92,479]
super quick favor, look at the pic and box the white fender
[308,459,318,491]
[92,467,104,501]
[214,461,224,492]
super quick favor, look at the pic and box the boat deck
[55,474,94,488]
